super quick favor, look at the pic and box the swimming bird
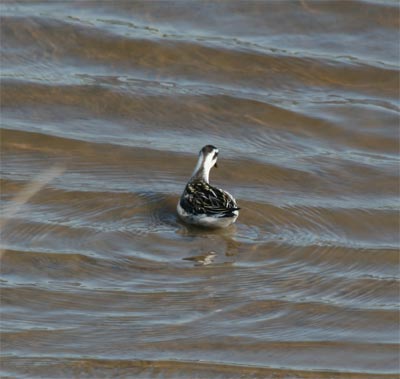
[177,145,240,228]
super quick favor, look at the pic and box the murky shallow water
[1,1,399,378]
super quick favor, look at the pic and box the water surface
[1,1,399,378]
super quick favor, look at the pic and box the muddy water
[1,1,399,378]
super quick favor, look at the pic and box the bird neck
[192,168,209,183]
[191,155,211,183]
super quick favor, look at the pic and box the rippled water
[1,1,399,378]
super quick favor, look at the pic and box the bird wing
[180,180,239,217]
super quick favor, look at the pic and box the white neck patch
[191,149,218,183]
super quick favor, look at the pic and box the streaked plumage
[177,145,239,228]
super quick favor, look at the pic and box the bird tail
[219,207,240,218]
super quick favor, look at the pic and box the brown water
[1,1,399,378]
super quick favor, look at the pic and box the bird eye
[213,152,218,160]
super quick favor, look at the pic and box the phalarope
[177,145,240,228]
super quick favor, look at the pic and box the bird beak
[214,163,218,168]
